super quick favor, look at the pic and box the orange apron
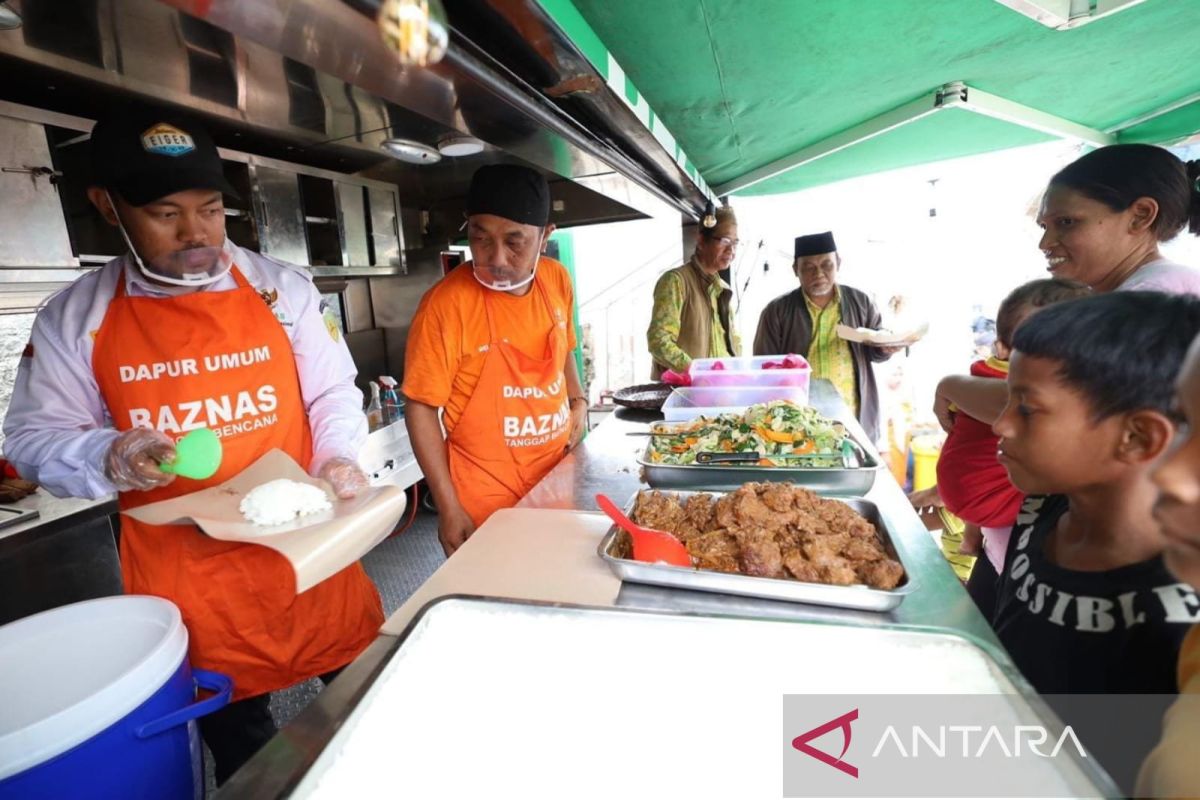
[93,265,383,701]
[447,275,570,527]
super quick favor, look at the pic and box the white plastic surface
[0,596,187,779]
[293,599,1100,800]
[689,355,811,388]
[662,384,811,421]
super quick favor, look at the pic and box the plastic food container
[661,385,811,421]
[689,355,811,390]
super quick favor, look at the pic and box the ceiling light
[436,135,485,157]
[378,0,449,67]
[380,138,442,164]
[0,2,22,30]
[992,0,1147,30]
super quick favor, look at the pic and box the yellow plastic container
[885,418,909,486]
[937,508,976,582]
[910,434,942,492]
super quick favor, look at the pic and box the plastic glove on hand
[318,457,370,499]
[105,428,177,492]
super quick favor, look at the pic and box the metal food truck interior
[2,1,1200,797]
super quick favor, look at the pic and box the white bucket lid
[0,595,188,780]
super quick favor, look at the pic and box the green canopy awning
[539,0,1200,196]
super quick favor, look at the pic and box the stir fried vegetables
[646,400,846,467]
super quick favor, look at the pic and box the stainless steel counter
[0,490,114,542]
[519,379,1003,648]
[0,490,120,625]
[218,381,1009,798]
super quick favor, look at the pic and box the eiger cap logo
[141,123,195,157]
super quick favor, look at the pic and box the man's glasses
[714,236,740,250]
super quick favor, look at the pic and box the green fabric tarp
[542,0,1200,196]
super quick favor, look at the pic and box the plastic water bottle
[379,376,404,423]
[365,381,384,431]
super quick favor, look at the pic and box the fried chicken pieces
[630,484,905,590]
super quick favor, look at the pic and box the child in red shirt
[936,279,1088,612]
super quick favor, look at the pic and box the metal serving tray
[598,490,914,612]
[637,427,881,494]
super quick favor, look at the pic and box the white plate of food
[835,321,928,347]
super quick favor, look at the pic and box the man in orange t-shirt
[403,165,587,555]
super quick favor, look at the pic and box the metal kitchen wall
[0,0,696,401]
[0,98,416,392]
[0,0,428,395]
[0,0,679,226]
[0,103,407,276]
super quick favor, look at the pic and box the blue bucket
[0,596,232,800]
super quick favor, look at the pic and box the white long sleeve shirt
[2,244,367,499]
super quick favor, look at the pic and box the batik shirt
[804,288,857,415]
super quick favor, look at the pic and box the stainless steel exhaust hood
[0,0,711,313]
[0,0,694,225]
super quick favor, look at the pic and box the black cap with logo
[90,105,239,207]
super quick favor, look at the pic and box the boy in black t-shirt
[991,292,1200,794]
[992,291,1200,696]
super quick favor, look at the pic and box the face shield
[471,261,538,292]
[469,225,546,293]
[106,190,235,287]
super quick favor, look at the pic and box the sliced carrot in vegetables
[758,458,776,467]
[685,437,698,446]
[755,424,795,444]
[794,439,815,454]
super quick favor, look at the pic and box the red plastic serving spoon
[595,493,692,568]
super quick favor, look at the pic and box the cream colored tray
[124,449,406,593]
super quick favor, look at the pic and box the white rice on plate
[240,479,333,526]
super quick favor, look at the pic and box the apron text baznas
[128,384,278,437]
[503,399,570,447]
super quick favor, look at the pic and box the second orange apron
[447,276,571,527]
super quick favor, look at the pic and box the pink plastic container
[689,355,812,391]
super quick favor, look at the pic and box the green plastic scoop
[160,428,223,480]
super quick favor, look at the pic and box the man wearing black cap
[2,105,384,782]
[403,164,587,556]
[753,231,898,440]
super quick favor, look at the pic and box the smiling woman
[1038,144,1200,295]
[934,145,1200,433]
